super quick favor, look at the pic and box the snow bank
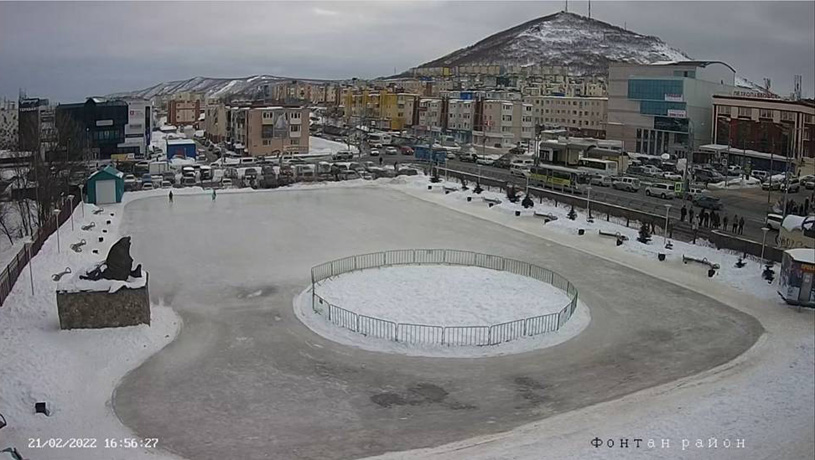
[0,201,182,460]
[708,176,760,189]
[309,135,359,156]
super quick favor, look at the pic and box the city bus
[578,158,619,176]
[525,164,589,191]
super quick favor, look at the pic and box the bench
[443,185,459,194]
[533,211,558,223]
[483,197,501,207]
[682,255,720,270]
[598,230,629,241]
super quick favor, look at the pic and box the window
[290,139,299,145]
[759,109,773,119]
[718,106,731,116]
[502,115,512,122]
[738,107,752,117]
[628,79,684,100]
[291,125,300,132]
[640,101,687,116]
[781,111,795,121]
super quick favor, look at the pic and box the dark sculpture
[80,236,142,281]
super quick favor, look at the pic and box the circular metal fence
[310,249,578,347]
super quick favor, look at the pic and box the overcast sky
[1,1,812,102]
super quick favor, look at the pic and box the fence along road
[310,249,579,347]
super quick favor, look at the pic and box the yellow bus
[525,164,589,191]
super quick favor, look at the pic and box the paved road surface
[114,188,761,460]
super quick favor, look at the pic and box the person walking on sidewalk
[688,208,695,226]
[732,214,739,233]
[723,215,729,232]
[738,216,745,235]
[680,205,687,222]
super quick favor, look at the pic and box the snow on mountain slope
[108,74,334,100]
[417,11,691,74]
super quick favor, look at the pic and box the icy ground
[314,265,573,325]
[0,174,811,460]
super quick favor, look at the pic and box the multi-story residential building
[168,98,201,127]
[342,89,418,131]
[18,97,56,155]
[446,99,476,144]
[0,98,18,149]
[224,105,309,156]
[204,103,229,144]
[607,61,736,156]
[712,94,814,160]
[415,98,444,138]
[473,100,532,148]
[525,95,608,138]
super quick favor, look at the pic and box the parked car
[369,149,380,157]
[693,195,723,210]
[695,169,724,183]
[493,154,514,169]
[384,146,399,155]
[181,176,196,187]
[800,175,815,190]
[446,152,457,160]
[662,171,683,181]
[141,182,154,191]
[124,174,137,189]
[627,165,645,175]
[751,170,769,181]
[727,165,744,176]
[646,183,676,199]
[400,146,414,156]
[685,186,705,200]
[641,165,663,177]
[458,153,478,162]
[761,180,781,191]
[161,181,172,189]
[780,178,800,193]
[509,164,530,177]
[612,177,640,192]
[590,175,614,187]
[140,173,152,184]
[475,155,497,166]
[332,151,354,161]
[221,178,232,188]
[162,172,176,184]
[765,213,784,231]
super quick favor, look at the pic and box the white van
[239,157,256,165]
[510,158,535,168]
[613,176,641,192]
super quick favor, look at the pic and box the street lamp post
[67,195,75,231]
[586,185,592,220]
[27,240,34,296]
[663,204,672,245]
[78,185,85,218]
[52,209,62,253]
[760,226,770,267]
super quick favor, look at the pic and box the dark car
[458,153,478,163]
[493,154,515,169]
[695,169,724,183]
[693,195,723,210]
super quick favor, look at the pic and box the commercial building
[55,97,153,159]
[18,96,55,154]
[607,61,737,156]
[120,98,152,156]
[712,94,814,160]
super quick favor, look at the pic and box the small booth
[85,166,124,205]
[778,248,815,308]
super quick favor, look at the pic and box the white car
[369,149,380,157]
[612,177,641,192]
[384,146,398,155]
[645,182,676,199]
[221,178,232,188]
[662,172,682,181]
[141,182,154,191]
[765,213,784,231]
[476,156,497,166]
[509,165,530,177]
[124,174,137,187]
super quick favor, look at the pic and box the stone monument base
[56,275,150,330]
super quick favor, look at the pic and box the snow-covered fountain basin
[296,250,588,357]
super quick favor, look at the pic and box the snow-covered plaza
[0,175,812,460]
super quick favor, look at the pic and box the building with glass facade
[607,61,736,156]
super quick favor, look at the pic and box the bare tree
[0,200,17,245]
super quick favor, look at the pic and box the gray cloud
[0,1,812,102]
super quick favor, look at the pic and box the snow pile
[0,201,181,460]
[708,176,760,189]
[309,136,359,156]
[315,265,572,326]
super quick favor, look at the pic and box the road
[114,188,761,460]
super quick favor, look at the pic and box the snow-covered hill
[416,11,691,75]
[108,75,337,100]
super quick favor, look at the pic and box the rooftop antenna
[588,0,591,18]
[565,0,568,12]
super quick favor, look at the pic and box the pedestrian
[394,161,399,171]
[168,191,173,203]
[212,188,217,201]
[697,210,703,226]
[805,198,810,215]
[680,205,687,222]
[732,214,739,233]
[711,211,719,229]
[738,216,745,235]
[723,215,729,232]
[379,156,383,166]
[688,208,695,225]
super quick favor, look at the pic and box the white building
[525,95,607,138]
[446,99,475,143]
[119,98,152,156]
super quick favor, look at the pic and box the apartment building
[204,103,228,144]
[415,98,444,138]
[0,98,17,149]
[525,95,608,138]
[473,100,533,148]
[342,89,418,131]
[446,99,475,144]
[607,61,736,156]
[224,105,309,156]
[168,98,201,127]
[18,97,56,155]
